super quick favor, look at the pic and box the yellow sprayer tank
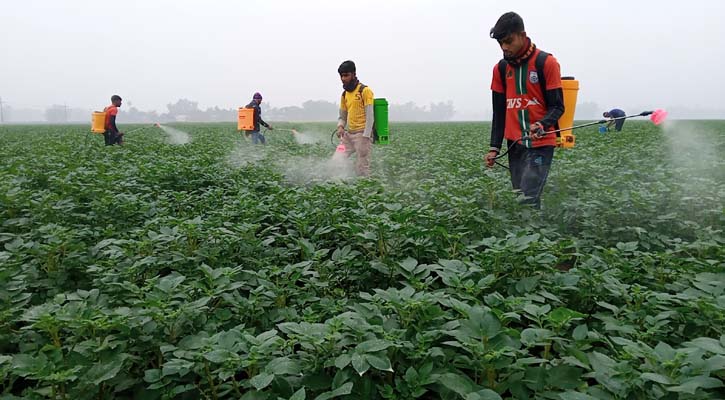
[91,111,106,133]
[557,77,579,148]
[237,107,255,131]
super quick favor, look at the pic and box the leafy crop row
[1,122,723,399]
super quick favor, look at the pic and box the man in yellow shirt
[336,60,374,176]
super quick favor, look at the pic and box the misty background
[1,0,723,123]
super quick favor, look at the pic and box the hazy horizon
[2,0,723,120]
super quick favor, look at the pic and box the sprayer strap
[340,84,368,102]
[498,51,549,99]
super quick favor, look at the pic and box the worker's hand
[529,122,545,139]
[484,150,498,168]
[267,125,274,130]
[336,125,345,138]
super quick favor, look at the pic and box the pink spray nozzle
[336,144,346,153]
[650,109,668,125]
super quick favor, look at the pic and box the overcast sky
[1,0,723,117]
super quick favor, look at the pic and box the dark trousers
[104,130,122,146]
[614,119,625,131]
[507,142,554,209]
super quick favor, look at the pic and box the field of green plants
[1,121,723,399]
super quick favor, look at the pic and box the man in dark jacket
[245,92,272,144]
[603,108,626,131]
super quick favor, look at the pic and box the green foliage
[0,121,723,399]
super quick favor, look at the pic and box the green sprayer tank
[374,98,389,144]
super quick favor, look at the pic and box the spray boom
[517,110,668,142]
[492,109,669,167]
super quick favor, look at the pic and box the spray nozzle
[650,109,668,125]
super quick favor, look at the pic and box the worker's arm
[259,117,270,129]
[363,105,374,138]
[361,87,375,138]
[337,93,348,137]
[538,56,565,131]
[337,109,348,129]
[539,88,565,130]
[257,106,270,129]
[109,115,119,133]
[490,91,506,152]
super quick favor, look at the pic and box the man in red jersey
[484,12,565,209]
[104,95,124,146]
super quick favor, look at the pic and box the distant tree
[428,101,455,121]
[123,107,160,123]
[163,99,204,121]
[301,100,338,120]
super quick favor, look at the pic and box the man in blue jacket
[603,108,626,132]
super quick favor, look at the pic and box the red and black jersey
[491,49,562,148]
[103,105,118,132]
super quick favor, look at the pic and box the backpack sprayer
[91,112,159,135]
[491,109,668,169]
[89,111,159,147]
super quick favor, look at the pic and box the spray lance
[274,128,299,134]
[490,109,668,169]
[124,123,160,135]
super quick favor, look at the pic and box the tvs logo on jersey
[506,70,513,79]
[507,97,542,109]
[529,71,539,84]
[507,98,522,108]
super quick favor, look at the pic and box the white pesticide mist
[228,141,268,168]
[291,129,326,145]
[280,150,356,184]
[662,120,719,170]
[158,125,191,145]
[660,120,724,199]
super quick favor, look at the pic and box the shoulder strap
[535,51,549,96]
[498,52,549,93]
[357,84,377,142]
[358,84,368,107]
[341,83,368,101]
[497,59,508,90]
[534,50,560,131]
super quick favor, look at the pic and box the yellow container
[557,77,579,148]
[91,111,106,134]
[237,107,255,131]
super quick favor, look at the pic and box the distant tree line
[1,100,721,123]
[3,99,455,123]
[118,99,457,123]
